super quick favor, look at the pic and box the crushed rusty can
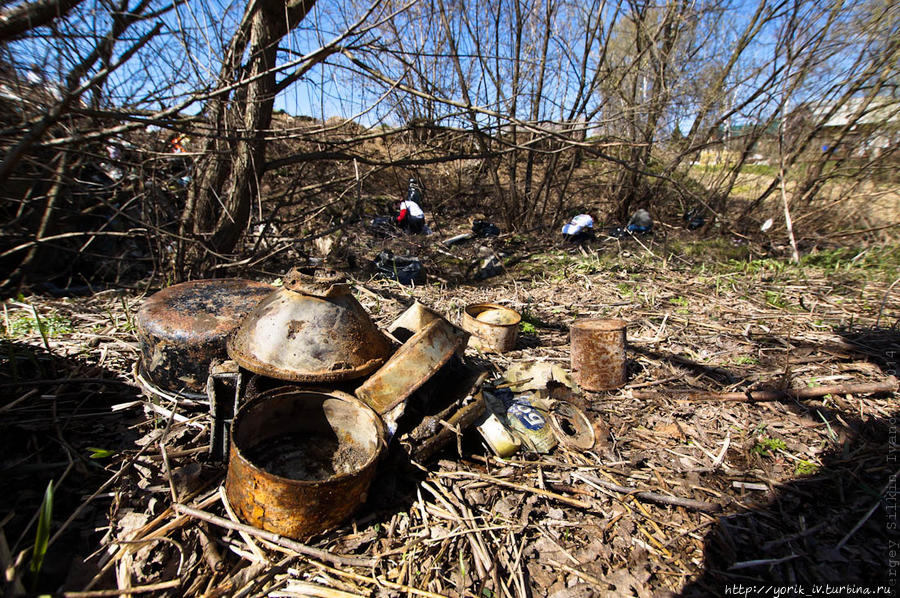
[355,317,469,417]
[570,318,627,391]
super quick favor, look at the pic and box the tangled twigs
[173,504,377,568]
[632,377,898,402]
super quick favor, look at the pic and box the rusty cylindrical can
[461,303,520,353]
[570,318,627,391]
[225,388,384,540]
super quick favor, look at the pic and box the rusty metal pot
[135,279,272,395]
[461,303,521,353]
[227,269,392,382]
[225,388,384,540]
[355,317,469,416]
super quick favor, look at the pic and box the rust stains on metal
[135,278,272,394]
[570,318,627,391]
[548,401,595,450]
[355,318,469,414]
[282,268,347,297]
[461,303,521,353]
[224,388,384,541]
[387,301,442,342]
[227,269,392,383]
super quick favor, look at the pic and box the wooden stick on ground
[437,471,593,510]
[572,472,722,513]
[173,504,376,569]
[306,557,452,598]
[632,377,898,402]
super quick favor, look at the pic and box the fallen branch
[632,377,898,402]
[437,471,593,510]
[572,472,722,513]
[173,504,376,569]
[63,578,182,597]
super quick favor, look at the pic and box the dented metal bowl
[227,269,392,382]
[461,303,521,353]
[135,278,272,395]
[355,318,469,415]
[225,388,384,540]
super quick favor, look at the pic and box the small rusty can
[461,303,520,353]
[135,279,272,395]
[225,388,384,540]
[570,318,627,391]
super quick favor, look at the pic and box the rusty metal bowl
[461,303,521,353]
[355,318,469,415]
[227,269,392,382]
[225,388,384,540]
[134,278,272,395]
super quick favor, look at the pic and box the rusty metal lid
[134,278,272,394]
[226,269,393,382]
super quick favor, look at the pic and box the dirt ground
[1,224,898,597]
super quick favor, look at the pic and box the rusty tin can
[355,318,469,415]
[135,279,272,395]
[570,318,627,391]
[461,303,521,353]
[225,388,385,540]
[387,301,442,343]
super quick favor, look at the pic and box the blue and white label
[507,403,546,431]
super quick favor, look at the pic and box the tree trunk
[179,0,316,278]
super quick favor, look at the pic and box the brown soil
[1,224,897,596]
[245,433,369,480]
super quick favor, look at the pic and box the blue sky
[6,0,887,134]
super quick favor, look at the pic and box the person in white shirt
[562,213,594,242]
[397,178,426,233]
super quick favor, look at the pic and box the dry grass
[1,228,898,596]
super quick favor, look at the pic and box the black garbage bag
[683,208,705,230]
[472,220,500,237]
[369,215,397,237]
[374,250,425,285]
[474,255,503,280]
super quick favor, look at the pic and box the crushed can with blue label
[504,394,557,453]
[482,385,557,454]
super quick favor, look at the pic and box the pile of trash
[134,267,628,541]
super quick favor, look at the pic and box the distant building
[795,96,900,158]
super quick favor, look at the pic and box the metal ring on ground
[548,401,595,450]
